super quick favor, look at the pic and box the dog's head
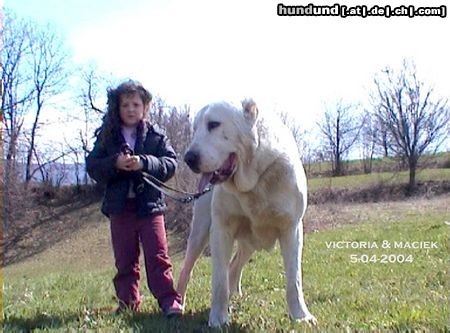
[185,99,259,192]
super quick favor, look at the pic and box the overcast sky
[5,0,450,150]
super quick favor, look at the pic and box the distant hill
[18,162,91,186]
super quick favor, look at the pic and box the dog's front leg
[177,222,209,306]
[279,223,317,325]
[177,192,212,305]
[208,220,234,327]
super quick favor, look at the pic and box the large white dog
[177,99,316,327]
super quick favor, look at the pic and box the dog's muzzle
[184,150,201,173]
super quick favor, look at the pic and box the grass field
[3,196,449,332]
[308,168,450,191]
[305,152,450,177]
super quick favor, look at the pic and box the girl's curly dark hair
[95,80,153,148]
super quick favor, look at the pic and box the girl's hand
[116,153,143,171]
[115,153,131,171]
[127,155,143,171]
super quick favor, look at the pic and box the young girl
[86,80,183,317]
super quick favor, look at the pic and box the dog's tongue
[198,172,213,192]
[197,154,237,192]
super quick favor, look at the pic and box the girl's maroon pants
[109,199,181,311]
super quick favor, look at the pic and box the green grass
[308,168,450,191]
[304,211,448,331]
[305,152,450,176]
[4,200,449,332]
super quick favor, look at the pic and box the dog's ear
[242,98,259,126]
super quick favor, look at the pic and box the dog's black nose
[184,150,200,173]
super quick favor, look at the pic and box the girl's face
[119,93,149,128]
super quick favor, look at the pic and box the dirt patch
[3,200,107,266]
[4,181,449,270]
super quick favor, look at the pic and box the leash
[121,143,210,204]
[139,171,212,204]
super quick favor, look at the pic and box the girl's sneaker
[163,300,184,318]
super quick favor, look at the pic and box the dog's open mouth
[198,153,237,192]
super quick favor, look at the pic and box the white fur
[177,100,316,327]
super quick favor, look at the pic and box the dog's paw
[208,311,229,327]
[303,314,318,326]
[291,313,318,326]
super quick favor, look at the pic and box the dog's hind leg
[177,191,212,306]
[229,241,254,297]
[279,223,317,325]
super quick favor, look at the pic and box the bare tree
[79,65,105,115]
[75,65,109,184]
[1,10,72,231]
[372,60,449,190]
[145,101,195,233]
[360,110,377,173]
[150,101,194,190]
[317,101,362,176]
[1,11,36,228]
[376,116,392,158]
[2,10,70,184]
[1,12,34,183]
[24,23,70,184]
[64,136,90,190]
[278,111,310,161]
[25,140,70,184]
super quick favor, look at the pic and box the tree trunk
[408,158,417,192]
[335,158,342,176]
[25,97,42,185]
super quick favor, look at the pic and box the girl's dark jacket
[86,121,177,218]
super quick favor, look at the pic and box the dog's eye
[207,121,221,131]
